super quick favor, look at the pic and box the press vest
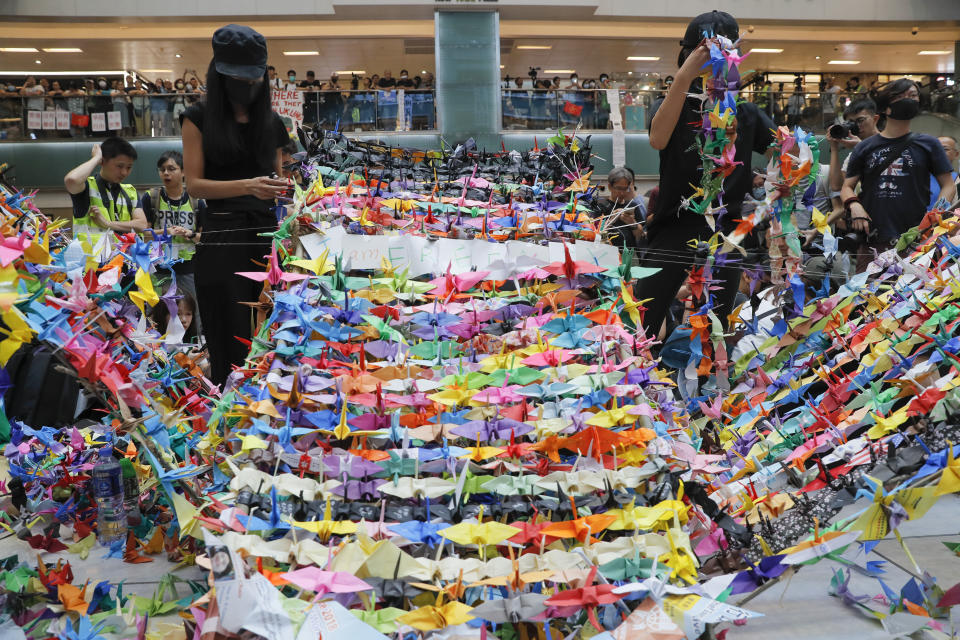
[147,187,200,261]
[74,175,137,251]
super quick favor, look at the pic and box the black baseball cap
[212,24,268,81]
[680,10,739,48]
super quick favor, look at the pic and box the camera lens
[828,123,848,139]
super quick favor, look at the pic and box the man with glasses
[840,79,955,269]
[594,167,646,251]
[827,98,880,215]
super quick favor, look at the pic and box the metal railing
[500,87,960,132]
[0,89,437,140]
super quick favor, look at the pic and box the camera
[528,66,541,81]
[828,120,859,140]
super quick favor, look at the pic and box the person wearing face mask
[929,136,960,209]
[396,69,415,89]
[284,69,298,92]
[180,24,290,386]
[564,74,580,90]
[841,78,956,271]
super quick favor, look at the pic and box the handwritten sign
[91,112,106,132]
[107,111,122,130]
[271,89,303,135]
[41,111,56,130]
[26,110,42,130]
[55,110,71,130]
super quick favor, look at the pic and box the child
[138,150,204,301]
[151,292,201,345]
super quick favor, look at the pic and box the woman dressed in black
[181,24,290,386]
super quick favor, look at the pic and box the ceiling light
[35,60,42,64]
[815,55,821,60]
[283,51,318,56]
[626,56,660,61]
[750,48,783,53]
[0,70,126,76]
[0,47,39,53]
[42,48,82,53]
[627,71,633,75]
[499,65,505,69]
[516,45,551,50]
[828,60,860,65]
[543,69,575,74]
[175,53,182,58]
[141,69,173,73]
[918,50,951,55]
[335,70,365,75]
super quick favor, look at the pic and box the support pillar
[435,10,501,148]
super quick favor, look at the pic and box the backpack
[2,341,79,431]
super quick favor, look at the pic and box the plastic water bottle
[119,458,141,527]
[91,452,127,545]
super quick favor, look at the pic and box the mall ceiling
[0,18,955,79]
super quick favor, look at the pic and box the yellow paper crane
[291,499,358,541]
[129,268,159,315]
[586,407,640,428]
[397,593,474,631]
[935,441,960,496]
[288,248,335,276]
[657,528,698,584]
[867,406,909,439]
[0,307,35,366]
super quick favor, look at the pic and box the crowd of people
[0,72,207,138]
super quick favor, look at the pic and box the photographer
[827,98,880,204]
[840,78,956,271]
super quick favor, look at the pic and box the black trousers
[634,216,743,338]
[193,210,273,385]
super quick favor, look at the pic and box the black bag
[2,341,79,428]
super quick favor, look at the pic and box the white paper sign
[91,112,106,132]
[272,89,303,132]
[301,226,620,278]
[26,110,42,130]
[107,110,122,130]
[55,110,70,130]
[41,110,56,130]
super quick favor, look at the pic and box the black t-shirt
[378,78,397,89]
[396,78,415,89]
[181,104,289,212]
[300,80,321,104]
[845,132,953,241]
[648,96,774,235]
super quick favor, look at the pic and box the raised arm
[649,43,710,150]
[64,144,102,194]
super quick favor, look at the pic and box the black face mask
[888,98,920,121]
[224,77,261,106]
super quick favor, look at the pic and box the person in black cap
[635,10,774,341]
[180,24,291,386]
